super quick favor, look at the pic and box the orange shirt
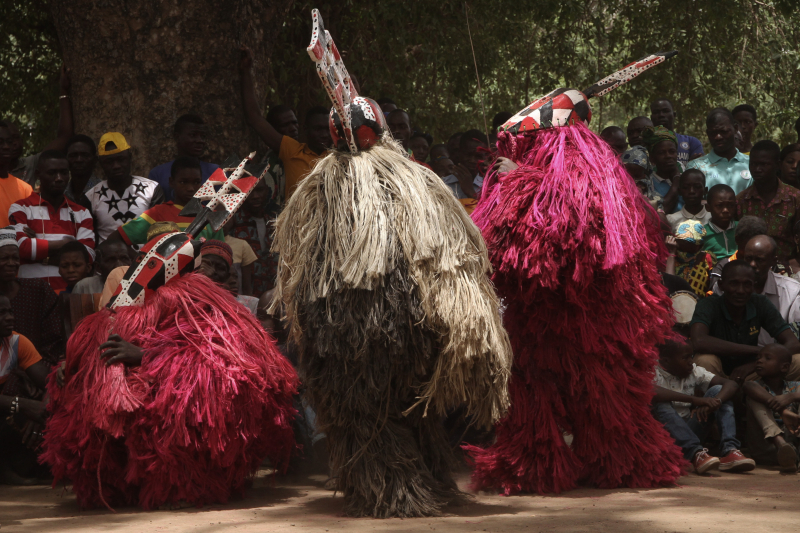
[279,136,326,200]
[0,174,33,227]
[459,198,478,215]
[0,332,42,385]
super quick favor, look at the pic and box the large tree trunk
[50,0,294,175]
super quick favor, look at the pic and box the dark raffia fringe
[302,270,466,517]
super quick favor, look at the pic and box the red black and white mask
[329,97,387,152]
[500,51,678,135]
[109,232,196,308]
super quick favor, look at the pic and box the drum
[671,290,699,325]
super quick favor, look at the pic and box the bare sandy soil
[2,467,799,533]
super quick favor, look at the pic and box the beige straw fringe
[272,136,511,428]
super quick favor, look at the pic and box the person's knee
[652,402,681,420]
[705,384,723,398]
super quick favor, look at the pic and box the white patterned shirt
[654,363,715,418]
[84,176,164,242]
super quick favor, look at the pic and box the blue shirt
[676,134,704,166]
[687,149,752,196]
[147,160,220,202]
[642,172,683,214]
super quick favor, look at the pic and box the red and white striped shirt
[8,192,95,293]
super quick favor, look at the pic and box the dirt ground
[3,467,800,533]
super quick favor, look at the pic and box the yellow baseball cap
[98,132,131,156]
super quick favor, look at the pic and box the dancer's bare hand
[56,361,66,388]
[492,157,518,176]
[99,334,144,367]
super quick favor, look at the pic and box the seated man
[0,296,50,483]
[742,344,800,470]
[712,235,800,379]
[652,339,752,474]
[691,260,800,384]
[0,228,62,367]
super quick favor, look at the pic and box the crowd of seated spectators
[2,56,800,485]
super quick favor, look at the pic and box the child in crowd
[671,220,715,296]
[223,218,257,296]
[72,239,132,295]
[225,268,258,316]
[667,169,710,232]
[57,240,93,293]
[702,184,738,261]
[652,339,754,474]
[743,344,800,470]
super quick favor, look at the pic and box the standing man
[688,108,752,196]
[600,126,627,156]
[8,150,95,293]
[147,114,220,202]
[732,104,758,154]
[626,116,653,149]
[239,46,331,201]
[650,98,704,165]
[737,140,800,262]
[64,134,101,202]
[7,66,75,187]
[387,109,432,169]
[82,132,165,243]
[0,122,32,227]
[738,236,800,354]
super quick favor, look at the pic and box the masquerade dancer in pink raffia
[466,53,688,494]
[41,156,298,510]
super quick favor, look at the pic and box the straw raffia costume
[273,16,511,515]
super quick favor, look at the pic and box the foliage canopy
[3,0,799,153]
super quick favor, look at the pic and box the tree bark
[49,0,294,175]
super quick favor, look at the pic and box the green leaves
[2,0,798,153]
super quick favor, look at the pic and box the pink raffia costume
[41,156,298,510]
[465,53,687,494]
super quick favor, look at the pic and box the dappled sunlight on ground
[2,468,799,532]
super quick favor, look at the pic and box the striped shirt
[9,192,95,293]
